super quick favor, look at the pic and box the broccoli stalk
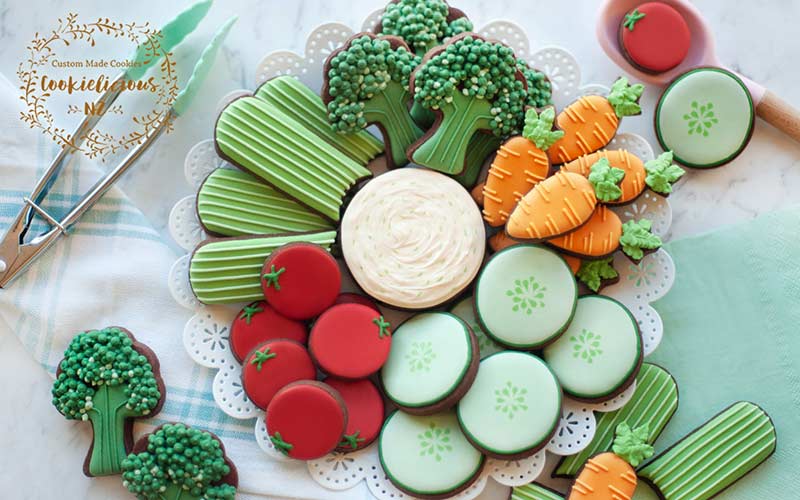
[51,327,163,476]
[324,33,423,168]
[122,423,237,500]
[378,0,473,57]
[409,34,528,174]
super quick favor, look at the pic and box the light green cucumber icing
[655,68,754,168]
[512,483,564,500]
[543,296,641,400]
[215,96,371,221]
[639,401,776,500]
[189,231,336,304]
[380,312,473,408]
[555,363,678,476]
[475,244,577,349]
[254,76,383,165]
[197,168,332,236]
[457,351,561,456]
[454,132,502,188]
[450,297,504,359]
[379,410,484,496]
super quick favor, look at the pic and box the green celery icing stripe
[555,363,678,477]
[512,483,564,500]
[189,230,337,304]
[197,168,333,237]
[639,401,776,500]
[215,96,371,221]
[254,76,383,165]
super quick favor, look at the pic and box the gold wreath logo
[17,13,178,160]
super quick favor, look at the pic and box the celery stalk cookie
[475,244,577,349]
[379,410,485,499]
[457,351,562,459]
[543,296,643,402]
[341,168,485,309]
[380,312,479,415]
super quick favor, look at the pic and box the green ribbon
[262,265,286,290]
[270,432,293,456]
[373,316,391,338]
[239,303,263,325]
[250,347,277,371]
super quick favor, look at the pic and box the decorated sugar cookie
[449,296,504,359]
[475,245,577,349]
[326,378,384,452]
[197,168,334,237]
[189,230,336,305]
[377,0,472,57]
[656,67,754,168]
[481,107,562,226]
[488,233,583,274]
[555,363,678,477]
[215,96,372,222]
[457,351,562,459]
[560,150,647,204]
[230,301,307,362]
[575,257,619,293]
[565,423,654,500]
[261,242,341,320]
[266,381,348,460]
[333,292,380,312]
[379,410,485,498]
[380,312,478,414]
[620,3,691,73]
[52,327,164,477]
[548,78,644,165]
[543,296,642,402]
[323,33,423,169]
[506,171,597,241]
[309,303,392,379]
[341,168,485,309]
[241,339,316,409]
[547,205,623,259]
[638,401,776,500]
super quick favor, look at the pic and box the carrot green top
[612,422,654,467]
[608,77,645,117]
[522,107,564,150]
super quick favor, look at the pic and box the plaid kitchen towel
[0,73,371,499]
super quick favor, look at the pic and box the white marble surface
[1,0,800,498]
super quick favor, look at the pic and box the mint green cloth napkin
[650,208,800,498]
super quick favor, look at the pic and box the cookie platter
[166,12,677,500]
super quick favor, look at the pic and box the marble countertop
[1,0,799,498]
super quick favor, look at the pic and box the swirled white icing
[341,168,485,309]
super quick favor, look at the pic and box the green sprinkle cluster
[517,58,552,108]
[413,36,528,137]
[326,35,421,133]
[122,423,236,500]
[381,0,473,55]
[52,327,161,421]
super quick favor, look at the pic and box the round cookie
[265,381,347,460]
[261,243,341,320]
[380,312,479,414]
[230,301,308,362]
[334,292,380,312]
[309,303,392,379]
[325,378,384,452]
[656,67,754,168]
[340,168,485,310]
[379,410,485,498]
[543,296,642,402]
[475,244,577,349]
[449,296,504,359]
[241,339,316,410]
[620,2,691,73]
[457,351,562,459]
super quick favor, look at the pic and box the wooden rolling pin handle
[756,90,800,143]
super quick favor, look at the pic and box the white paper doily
[169,16,677,500]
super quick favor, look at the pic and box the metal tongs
[0,0,235,288]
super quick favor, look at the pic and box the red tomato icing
[241,339,315,410]
[230,301,308,362]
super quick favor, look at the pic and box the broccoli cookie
[51,327,165,477]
